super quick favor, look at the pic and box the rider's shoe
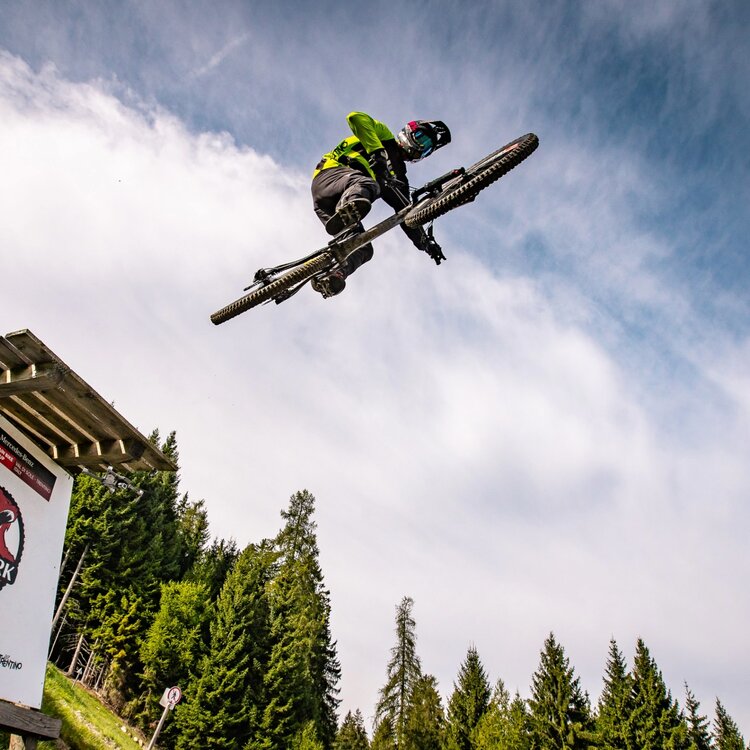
[311,269,347,298]
[325,197,372,235]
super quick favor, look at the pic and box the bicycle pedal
[311,273,345,299]
[311,276,330,297]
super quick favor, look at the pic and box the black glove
[368,149,392,188]
[422,234,446,265]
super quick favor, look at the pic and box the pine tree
[124,431,184,600]
[684,684,712,750]
[58,473,123,671]
[596,639,633,749]
[473,679,533,750]
[61,474,130,632]
[187,537,240,600]
[375,596,422,748]
[258,584,318,749]
[335,710,370,750]
[626,638,688,750]
[60,431,189,709]
[444,645,492,750]
[174,494,210,579]
[371,716,397,750]
[258,490,341,750]
[403,674,444,749]
[713,699,745,750]
[139,580,211,735]
[527,632,593,749]
[473,679,506,749]
[174,542,276,749]
[508,693,533,749]
[292,721,326,750]
[90,587,147,712]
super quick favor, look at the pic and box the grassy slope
[1,665,149,750]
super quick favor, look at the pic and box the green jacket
[313,111,395,180]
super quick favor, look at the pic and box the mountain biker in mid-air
[310,111,451,297]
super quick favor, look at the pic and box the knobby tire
[210,252,333,325]
[404,133,539,228]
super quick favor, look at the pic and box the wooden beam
[11,391,104,443]
[2,330,57,368]
[0,397,85,447]
[49,438,146,468]
[0,409,56,452]
[0,700,61,740]
[0,337,32,370]
[0,363,68,397]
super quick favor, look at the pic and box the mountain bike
[210,132,539,325]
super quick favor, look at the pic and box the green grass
[0,665,149,750]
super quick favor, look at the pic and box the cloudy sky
[2,0,749,733]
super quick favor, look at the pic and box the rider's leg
[309,222,374,297]
[312,167,379,234]
[337,223,374,275]
[311,168,375,282]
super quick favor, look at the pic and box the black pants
[311,167,377,275]
[311,166,427,275]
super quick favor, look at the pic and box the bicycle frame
[247,167,466,294]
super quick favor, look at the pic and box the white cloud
[2,51,749,729]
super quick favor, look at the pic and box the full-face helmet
[396,120,451,161]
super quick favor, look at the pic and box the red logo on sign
[0,486,24,590]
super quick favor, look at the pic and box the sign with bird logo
[0,416,73,709]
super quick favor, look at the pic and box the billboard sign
[0,415,73,708]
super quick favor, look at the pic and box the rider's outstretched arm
[379,181,445,264]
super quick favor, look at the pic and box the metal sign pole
[146,686,181,750]
[146,705,170,750]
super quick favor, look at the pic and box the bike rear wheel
[210,252,334,324]
[404,133,539,228]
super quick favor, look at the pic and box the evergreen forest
[50,432,748,749]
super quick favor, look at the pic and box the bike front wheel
[210,252,334,324]
[404,132,539,228]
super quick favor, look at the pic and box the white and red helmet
[396,120,451,161]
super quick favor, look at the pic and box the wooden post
[81,649,94,685]
[94,662,106,691]
[0,700,61,750]
[58,546,71,583]
[52,544,88,630]
[48,613,66,659]
[9,735,36,750]
[67,633,85,677]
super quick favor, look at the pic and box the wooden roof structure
[0,329,176,474]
